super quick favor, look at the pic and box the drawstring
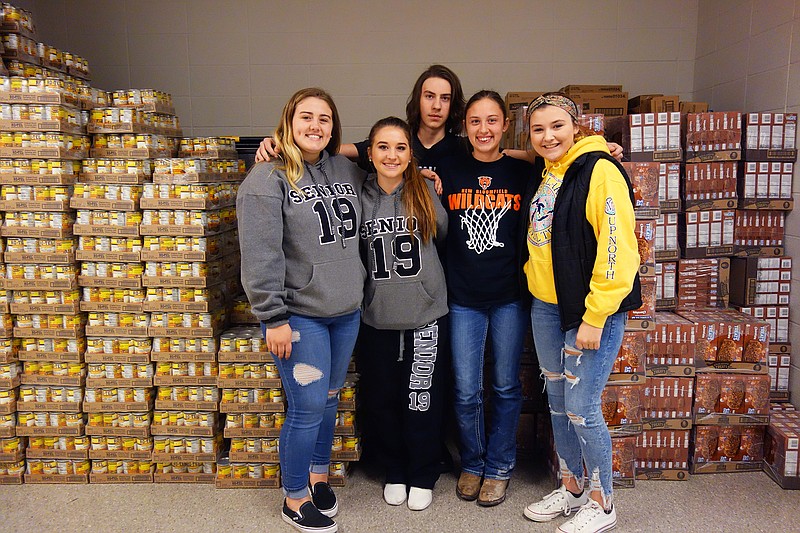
[306,159,347,249]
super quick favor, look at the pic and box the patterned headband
[527,94,579,122]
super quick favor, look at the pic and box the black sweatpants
[357,316,450,489]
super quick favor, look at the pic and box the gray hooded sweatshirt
[359,175,448,330]
[237,151,367,326]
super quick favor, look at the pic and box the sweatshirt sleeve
[583,159,641,328]
[237,168,290,327]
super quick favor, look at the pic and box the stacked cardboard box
[764,410,800,488]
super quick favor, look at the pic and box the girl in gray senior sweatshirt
[356,117,449,512]
[237,88,366,533]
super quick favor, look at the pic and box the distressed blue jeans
[450,300,526,480]
[531,297,625,506]
[266,310,360,499]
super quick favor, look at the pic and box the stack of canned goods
[152,158,244,175]
[110,89,173,109]
[26,458,90,476]
[74,102,155,480]
[0,131,91,153]
[0,158,80,175]
[177,137,237,157]
[217,461,279,481]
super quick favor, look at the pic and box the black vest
[519,151,642,331]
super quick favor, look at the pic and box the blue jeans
[267,310,360,499]
[450,300,526,480]
[531,297,625,506]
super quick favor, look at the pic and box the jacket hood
[544,134,610,176]
[364,173,405,198]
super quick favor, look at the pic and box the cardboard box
[90,472,153,483]
[154,400,218,411]
[25,448,88,460]
[679,209,736,258]
[642,376,694,420]
[574,92,628,116]
[151,351,216,362]
[645,311,696,372]
[611,436,637,488]
[629,95,680,114]
[89,449,152,460]
[691,424,766,472]
[602,382,644,436]
[626,277,656,330]
[219,402,284,414]
[743,112,798,160]
[636,429,690,476]
[0,226,72,239]
[694,372,770,420]
[84,353,150,364]
[24,473,89,483]
[224,427,281,439]
[79,172,149,184]
[763,411,800,489]
[685,111,742,158]
[85,425,150,438]
[655,261,677,310]
[676,258,730,310]
[680,102,709,114]
[15,425,84,437]
[608,331,647,383]
[606,114,683,162]
[154,472,215,483]
[621,161,660,218]
[729,257,792,307]
[4,251,76,264]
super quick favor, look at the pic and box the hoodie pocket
[289,257,366,317]
[365,281,438,329]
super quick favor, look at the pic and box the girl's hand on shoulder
[607,142,623,161]
[421,168,443,195]
[575,321,603,351]
[255,137,281,163]
[266,323,293,359]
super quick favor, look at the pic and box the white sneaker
[383,483,407,506]
[407,487,432,511]
[523,486,588,522]
[557,500,617,533]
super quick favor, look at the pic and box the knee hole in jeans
[293,363,324,386]
[564,369,581,389]
[567,411,587,426]
[328,388,339,399]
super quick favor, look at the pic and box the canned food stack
[0,341,24,483]
[0,80,92,484]
[72,96,172,484]
[1,3,91,87]
[141,138,242,483]
[217,325,283,488]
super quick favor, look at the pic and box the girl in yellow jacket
[521,93,641,533]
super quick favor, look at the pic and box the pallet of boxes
[141,136,242,483]
[217,297,361,488]
[0,1,96,484]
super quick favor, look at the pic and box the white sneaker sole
[281,512,338,533]
[557,517,616,533]
[318,501,338,518]
[523,504,584,522]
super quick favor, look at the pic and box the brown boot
[456,471,482,501]
[477,478,509,507]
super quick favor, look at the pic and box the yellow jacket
[524,135,640,328]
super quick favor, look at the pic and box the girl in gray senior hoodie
[237,88,366,533]
[356,117,449,512]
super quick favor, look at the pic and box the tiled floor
[2,456,798,532]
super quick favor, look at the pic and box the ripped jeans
[530,298,625,506]
[267,310,360,499]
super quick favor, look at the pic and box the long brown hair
[273,87,342,190]
[368,117,438,243]
[405,65,465,136]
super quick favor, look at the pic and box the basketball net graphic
[460,198,511,254]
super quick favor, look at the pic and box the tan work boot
[477,478,509,507]
[456,471,482,501]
